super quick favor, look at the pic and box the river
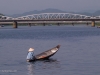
[0,25,100,75]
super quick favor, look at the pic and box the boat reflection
[27,59,60,75]
[43,58,59,62]
[27,63,34,75]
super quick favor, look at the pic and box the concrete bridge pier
[72,23,74,26]
[91,21,95,27]
[28,23,31,27]
[13,21,18,28]
[87,22,89,25]
[57,23,60,26]
[43,23,45,26]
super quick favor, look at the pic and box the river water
[0,25,100,75]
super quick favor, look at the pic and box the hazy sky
[0,0,100,15]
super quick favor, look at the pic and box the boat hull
[27,45,60,62]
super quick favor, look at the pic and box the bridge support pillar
[57,23,60,26]
[28,23,31,27]
[87,22,89,25]
[43,23,45,26]
[13,21,18,28]
[72,23,74,26]
[91,21,95,27]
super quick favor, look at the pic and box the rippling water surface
[0,25,100,75]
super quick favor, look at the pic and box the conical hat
[28,48,34,52]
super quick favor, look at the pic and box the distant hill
[10,8,67,17]
[93,10,100,16]
[9,8,100,17]
[0,13,4,16]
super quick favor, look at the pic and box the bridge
[0,13,100,28]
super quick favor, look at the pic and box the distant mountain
[9,8,100,17]
[93,10,100,16]
[10,8,67,17]
[0,13,4,16]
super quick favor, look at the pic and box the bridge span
[0,13,100,28]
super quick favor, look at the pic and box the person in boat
[26,48,35,61]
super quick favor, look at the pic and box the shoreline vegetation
[96,23,100,25]
[1,23,100,26]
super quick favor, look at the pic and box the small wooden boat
[27,45,60,62]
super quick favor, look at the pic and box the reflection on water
[27,59,60,75]
[27,63,34,75]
